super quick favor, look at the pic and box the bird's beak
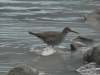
[70,30,79,34]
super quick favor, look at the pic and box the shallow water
[0,0,100,75]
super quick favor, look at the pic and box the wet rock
[83,43,100,65]
[70,36,100,65]
[70,36,92,51]
[70,41,87,51]
[70,36,92,58]
[70,36,93,58]
[6,64,39,75]
[77,62,100,75]
[84,9,100,20]
[71,41,90,58]
[30,45,56,56]
[70,36,93,42]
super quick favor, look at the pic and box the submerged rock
[84,9,100,20]
[30,45,56,56]
[6,64,39,75]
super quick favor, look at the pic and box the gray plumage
[28,27,79,47]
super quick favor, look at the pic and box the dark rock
[83,43,100,65]
[70,36,93,42]
[84,9,100,20]
[77,36,93,42]
[6,64,39,75]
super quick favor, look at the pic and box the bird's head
[62,27,79,34]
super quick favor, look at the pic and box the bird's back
[31,31,61,39]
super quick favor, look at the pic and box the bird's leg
[52,46,54,48]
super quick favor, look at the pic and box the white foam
[30,45,56,56]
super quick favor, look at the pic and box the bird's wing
[39,31,60,39]
[44,38,55,44]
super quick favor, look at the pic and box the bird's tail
[28,31,35,35]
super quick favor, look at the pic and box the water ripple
[0,0,82,5]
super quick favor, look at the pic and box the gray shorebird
[28,27,79,47]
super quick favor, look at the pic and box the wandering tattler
[28,27,79,47]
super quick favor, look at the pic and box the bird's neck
[60,32,67,42]
[61,30,69,34]
[61,29,69,33]
[61,32,68,37]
